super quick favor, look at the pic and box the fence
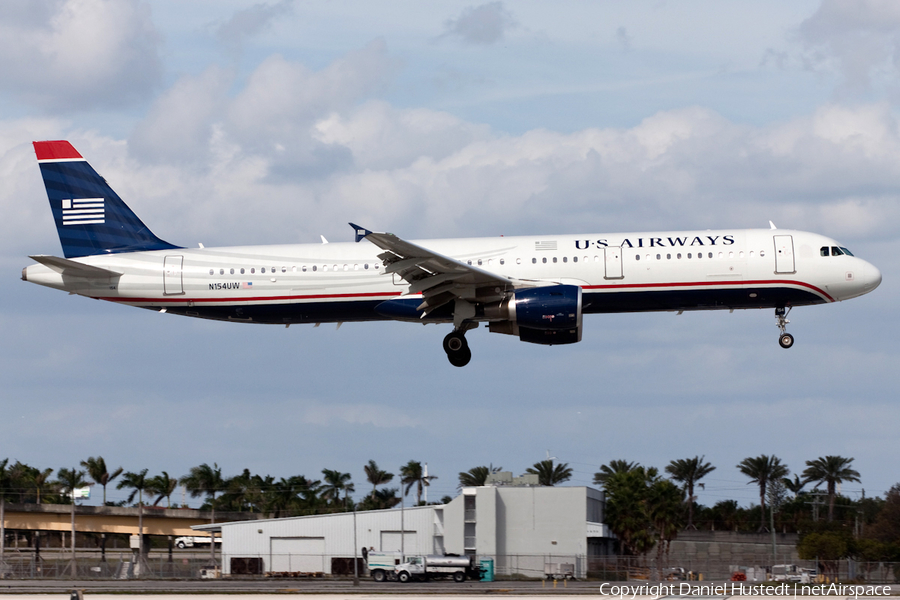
[1,551,899,582]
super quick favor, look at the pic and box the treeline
[592,454,900,569]
[0,457,439,515]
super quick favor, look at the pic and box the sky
[1,0,898,511]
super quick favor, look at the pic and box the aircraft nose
[865,261,883,292]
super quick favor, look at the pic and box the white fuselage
[23,228,881,326]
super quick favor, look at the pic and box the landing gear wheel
[448,346,472,367]
[443,331,468,353]
[775,307,793,350]
[443,331,471,367]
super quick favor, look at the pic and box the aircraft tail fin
[33,141,180,258]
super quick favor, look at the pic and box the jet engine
[486,284,583,345]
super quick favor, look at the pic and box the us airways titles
[575,234,736,250]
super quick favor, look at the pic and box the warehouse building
[195,483,613,578]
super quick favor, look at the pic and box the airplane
[23,140,882,367]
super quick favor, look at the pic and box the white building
[196,485,613,578]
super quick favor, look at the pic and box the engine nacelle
[487,284,583,345]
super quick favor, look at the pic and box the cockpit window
[820,246,829,257]
[831,246,843,256]
[840,247,854,256]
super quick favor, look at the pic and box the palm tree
[147,471,178,507]
[646,478,684,573]
[399,460,437,505]
[364,460,393,499]
[783,474,806,498]
[665,456,716,529]
[80,456,123,506]
[117,469,150,556]
[737,455,788,532]
[117,469,150,505]
[458,466,497,488]
[180,463,224,520]
[593,460,638,486]
[802,456,861,521]
[56,467,88,572]
[31,467,55,504]
[320,469,354,510]
[526,459,572,486]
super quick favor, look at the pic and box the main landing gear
[776,307,794,349]
[443,329,472,367]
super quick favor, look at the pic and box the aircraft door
[164,255,184,295]
[604,246,623,279]
[774,235,795,274]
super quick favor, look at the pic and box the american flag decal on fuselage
[62,198,105,225]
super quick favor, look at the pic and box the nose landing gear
[776,307,794,348]
[443,330,472,367]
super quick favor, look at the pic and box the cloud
[797,0,900,97]
[441,2,516,45]
[215,0,295,57]
[0,0,162,111]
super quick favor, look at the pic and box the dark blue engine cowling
[512,284,583,345]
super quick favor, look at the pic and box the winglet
[769,221,777,230]
[349,223,372,243]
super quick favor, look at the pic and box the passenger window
[573,256,578,263]
[312,265,317,272]
[635,255,640,261]
[302,266,307,272]
[821,246,829,257]
[467,260,472,265]
[209,269,214,275]
[261,267,266,274]
[251,268,256,274]
[562,256,567,263]
[656,254,661,260]
[708,252,713,258]
[552,257,557,263]
[532,258,537,264]
[667,253,671,260]
[364,264,369,269]
[687,253,691,259]
[759,250,764,257]
[220,268,225,275]
[498,259,503,265]
[515,258,520,265]
[676,253,681,259]
[477,259,482,266]
[343,264,349,271]
[542,257,547,264]
[240,268,245,274]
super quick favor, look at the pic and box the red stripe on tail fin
[33,140,83,161]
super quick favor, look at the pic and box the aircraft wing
[350,223,526,315]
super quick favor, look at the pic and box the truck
[367,552,403,582]
[395,554,481,583]
[174,535,221,549]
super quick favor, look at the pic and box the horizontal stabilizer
[29,255,122,279]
